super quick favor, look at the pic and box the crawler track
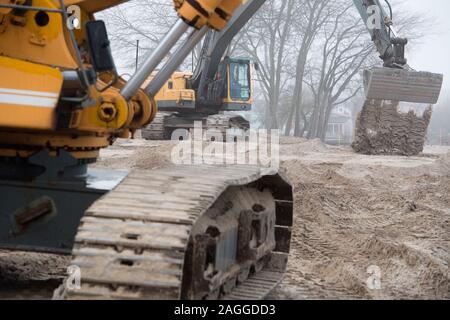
[61,165,292,300]
[141,112,171,140]
[141,113,250,141]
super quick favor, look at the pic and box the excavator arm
[353,0,407,68]
[353,0,443,104]
[191,0,266,96]
[352,0,444,156]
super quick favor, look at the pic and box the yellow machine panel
[64,0,128,14]
[0,56,63,130]
[0,0,79,69]
[144,72,195,106]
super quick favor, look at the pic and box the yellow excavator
[143,0,444,155]
[141,1,268,141]
[142,56,255,140]
[0,0,293,299]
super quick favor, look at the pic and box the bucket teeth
[364,67,443,104]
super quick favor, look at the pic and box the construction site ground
[0,137,448,300]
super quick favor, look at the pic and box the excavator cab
[227,58,252,102]
[213,57,253,112]
[145,57,253,113]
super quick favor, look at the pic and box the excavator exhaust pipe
[364,67,444,104]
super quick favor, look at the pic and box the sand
[0,137,448,299]
[352,100,432,156]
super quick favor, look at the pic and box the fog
[402,0,450,101]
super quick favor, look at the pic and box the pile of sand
[271,138,449,299]
[352,100,432,156]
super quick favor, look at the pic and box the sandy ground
[272,138,449,299]
[0,137,448,300]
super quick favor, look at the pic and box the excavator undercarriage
[55,165,292,300]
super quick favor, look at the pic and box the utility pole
[135,39,140,73]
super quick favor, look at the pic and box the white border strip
[0,93,57,108]
[0,88,59,98]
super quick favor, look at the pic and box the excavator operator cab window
[228,61,251,101]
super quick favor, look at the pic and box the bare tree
[287,0,434,140]
[306,3,375,140]
[284,0,330,136]
[234,0,296,129]
[99,0,179,73]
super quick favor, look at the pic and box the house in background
[325,106,354,145]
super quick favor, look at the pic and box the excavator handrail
[0,3,64,12]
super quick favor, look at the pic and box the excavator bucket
[363,67,444,104]
[353,67,444,156]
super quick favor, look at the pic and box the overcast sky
[401,0,450,101]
